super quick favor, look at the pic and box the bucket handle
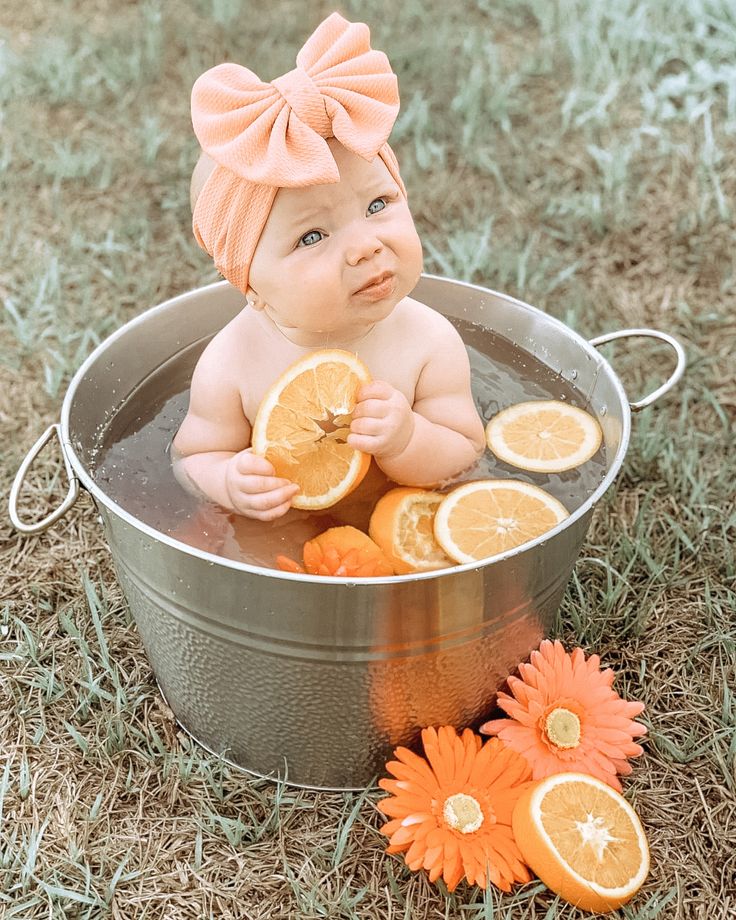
[589,328,686,412]
[8,424,81,535]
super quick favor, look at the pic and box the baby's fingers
[246,499,298,522]
[347,431,382,454]
[246,482,300,508]
[241,475,296,494]
[234,449,275,477]
[234,481,300,520]
[352,398,390,420]
[350,415,383,437]
[356,380,393,402]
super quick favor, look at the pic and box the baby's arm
[172,338,299,520]
[349,316,485,486]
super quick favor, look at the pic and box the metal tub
[9,276,685,789]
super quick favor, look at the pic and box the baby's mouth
[353,271,395,297]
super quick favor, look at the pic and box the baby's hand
[225,449,300,520]
[348,380,414,459]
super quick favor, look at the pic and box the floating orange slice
[251,349,371,510]
[368,487,454,574]
[512,772,650,912]
[433,479,569,564]
[485,400,602,473]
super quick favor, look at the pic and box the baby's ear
[190,151,216,213]
[246,289,264,311]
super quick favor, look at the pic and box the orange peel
[276,525,394,577]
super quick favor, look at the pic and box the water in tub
[91,319,607,569]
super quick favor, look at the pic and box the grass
[1,0,735,916]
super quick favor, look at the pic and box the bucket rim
[60,275,631,585]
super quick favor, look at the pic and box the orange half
[251,349,371,510]
[368,487,454,574]
[512,772,650,912]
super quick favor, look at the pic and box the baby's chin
[353,297,400,326]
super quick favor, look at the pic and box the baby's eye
[366,197,387,215]
[298,229,324,247]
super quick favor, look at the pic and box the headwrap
[191,12,406,295]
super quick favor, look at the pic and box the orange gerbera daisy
[378,726,532,892]
[276,525,394,577]
[480,639,647,792]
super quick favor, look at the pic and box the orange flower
[276,525,394,577]
[480,639,647,792]
[378,726,532,892]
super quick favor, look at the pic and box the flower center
[442,793,484,834]
[544,707,581,749]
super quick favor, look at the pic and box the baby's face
[248,140,423,345]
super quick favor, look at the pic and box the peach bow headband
[191,12,406,296]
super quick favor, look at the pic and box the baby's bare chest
[232,327,426,424]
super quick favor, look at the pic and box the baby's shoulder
[392,296,462,341]
[190,311,251,389]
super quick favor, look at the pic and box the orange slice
[485,400,602,473]
[251,349,371,510]
[433,479,568,564]
[512,772,650,912]
[368,487,454,574]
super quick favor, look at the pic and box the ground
[1,0,734,917]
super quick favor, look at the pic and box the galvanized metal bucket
[9,276,685,789]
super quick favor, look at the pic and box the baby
[173,13,485,522]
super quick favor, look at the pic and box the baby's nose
[345,229,383,266]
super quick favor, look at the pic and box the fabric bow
[192,12,400,186]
